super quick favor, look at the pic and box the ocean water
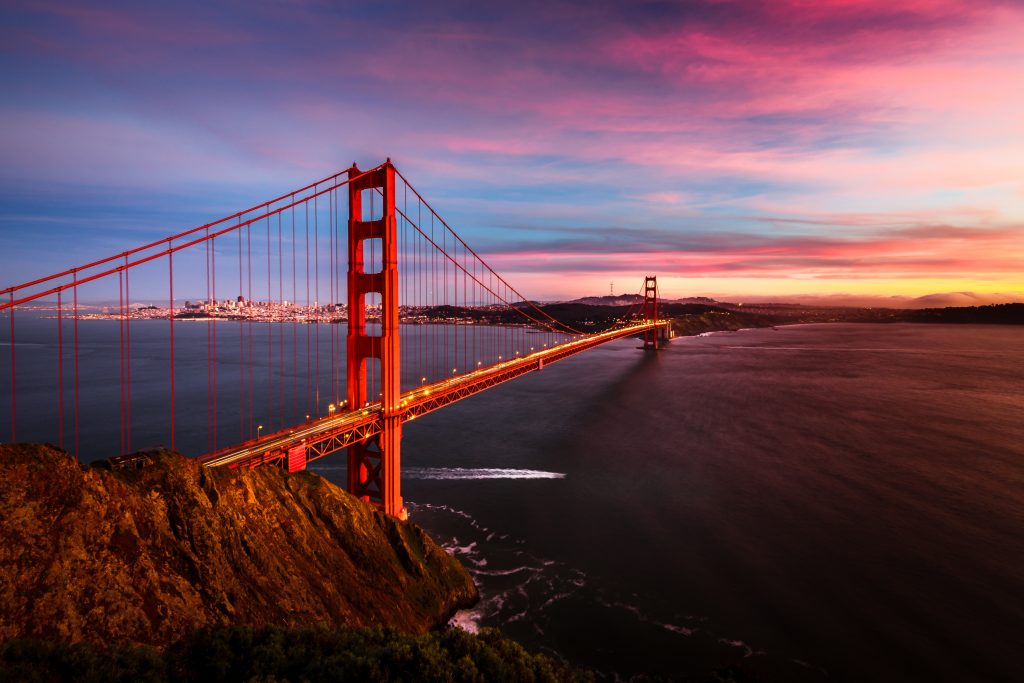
[3,319,1022,680]
[318,323,1024,681]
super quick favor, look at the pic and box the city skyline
[2,0,1023,303]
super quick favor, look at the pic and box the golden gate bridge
[1,160,667,519]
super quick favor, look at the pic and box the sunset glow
[1,0,1022,303]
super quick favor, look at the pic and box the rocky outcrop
[0,444,477,646]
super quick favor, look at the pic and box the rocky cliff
[0,444,477,646]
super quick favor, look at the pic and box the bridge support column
[643,276,659,350]
[346,160,406,520]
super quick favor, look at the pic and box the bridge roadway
[197,321,662,470]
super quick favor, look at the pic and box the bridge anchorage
[1,158,667,520]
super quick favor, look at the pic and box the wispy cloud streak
[0,0,1021,297]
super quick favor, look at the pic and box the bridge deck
[197,322,662,470]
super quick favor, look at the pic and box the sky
[1,0,1023,304]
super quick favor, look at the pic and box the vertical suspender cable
[314,191,320,414]
[267,216,272,430]
[57,291,63,449]
[330,189,335,404]
[246,224,251,437]
[73,274,79,460]
[431,211,435,382]
[207,235,212,450]
[212,234,217,451]
[169,240,176,451]
[418,199,422,383]
[238,219,244,441]
[305,201,311,418]
[292,198,297,422]
[125,257,131,453]
[246,224,252,437]
[443,219,447,376]
[8,293,14,443]
[463,242,467,374]
[118,269,125,454]
[278,212,284,428]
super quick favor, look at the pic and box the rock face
[0,444,477,646]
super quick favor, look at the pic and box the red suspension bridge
[0,159,667,519]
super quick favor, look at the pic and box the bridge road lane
[199,322,661,469]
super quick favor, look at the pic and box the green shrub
[0,625,594,683]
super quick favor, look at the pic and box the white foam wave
[662,623,695,637]
[405,467,566,480]
[718,638,755,658]
[470,565,542,577]
[444,540,478,556]
[538,591,576,610]
[449,608,481,633]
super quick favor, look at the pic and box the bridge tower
[346,160,407,520]
[643,276,659,350]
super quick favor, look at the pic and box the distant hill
[899,303,1024,324]
[724,291,1024,309]
[565,294,644,306]
[412,298,1024,337]
[564,294,720,307]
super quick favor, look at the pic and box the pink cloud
[479,222,1024,282]
[628,192,690,205]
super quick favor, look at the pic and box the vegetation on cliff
[0,443,477,647]
[0,624,594,683]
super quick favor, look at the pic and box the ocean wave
[723,345,929,352]
[310,466,565,480]
[414,502,586,635]
[405,467,566,480]
[449,608,482,634]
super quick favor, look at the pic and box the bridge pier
[346,160,407,520]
